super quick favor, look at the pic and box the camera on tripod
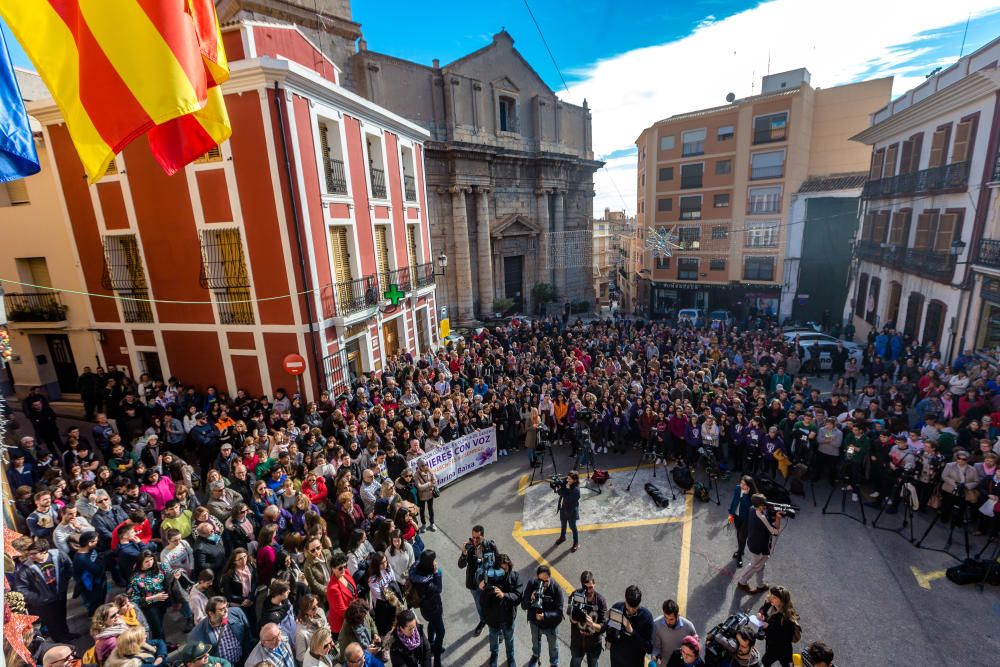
[550,474,569,492]
[765,500,799,519]
[697,446,726,478]
[704,611,765,666]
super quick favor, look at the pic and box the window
[713,193,730,208]
[199,228,254,324]
[102,234,153,323]
[659,135,675,151]
[743,256,775,281]
[400,145,417,202]
[680,163,703,189]
[499,96,517,132]
[3,179,29,206]
[709,258,726,271]
[753,112,788,144]
[194,145,223,164]
[952,116,978,164]
[366,133,387,199]
[855,273,869,317]
[657,197,672,212]
[717,125,734,141]
[319,120,347,195]
[679,195,702,220]
[928,123,951,169]
[899,133,923,174]
[678,226,701,249]
[677,257,699,280]
[715,159,732,175]
[868,211,889,244]
[750,150,785,180]
[655,256,670,270]
[658,167,674,181]
[374,225,392,291]
[711,225,729,240]
[747,186,782,214]
[745,221,779,248]
[912,210,961,252]
[682,129,706,156]
[407,225,420,269]
[866,277,881,325]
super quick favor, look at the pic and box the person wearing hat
[173,641,229,667]
[72,530,108,614]
[665,634,703,666]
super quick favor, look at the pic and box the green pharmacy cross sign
[384,283,406,305]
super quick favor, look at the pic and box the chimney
[432,59,440,69]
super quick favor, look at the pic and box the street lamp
[434,253,448,276]
[950,239,967,257]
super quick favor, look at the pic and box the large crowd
[5,314,1000,667]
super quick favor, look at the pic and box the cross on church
[384,283,406,305]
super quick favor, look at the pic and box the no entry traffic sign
[283,353,306,376]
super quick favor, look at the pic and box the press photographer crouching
[554,471,582,552]
[566,571,607,667]
[458,524,499,636]
[523,564,564,667]
[478,553,522,667]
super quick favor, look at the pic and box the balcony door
[504,255,523,313]
[45,334,78,394]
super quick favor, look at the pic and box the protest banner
[411,426,497,488]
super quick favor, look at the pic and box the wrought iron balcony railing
[370,166,387,199]
[855,240,956,282]
[327,275,379,317]
[403,175,417,202]
[3,292,67,322]
[380,266,412,294]
[862,160,970,199]
[412,262,436,288]
[976,238,1000,269]
[326,158,347,195]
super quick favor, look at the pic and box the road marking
[518,473,529,497]
[512,520,575,594]
[910,566,947,590]
[676,492,694,616]
[515,515,686,537]
[518,464,658,496]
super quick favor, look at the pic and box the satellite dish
[726,92,736,103]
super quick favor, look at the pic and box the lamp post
[434,253,448,276]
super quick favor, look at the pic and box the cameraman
[736,495,782,595]
[800,642,834,667]
[479,553,522,667]
[522,565,564,667]
[605,584,654,667]
[556,471,581,552]
[566,571,606,667]
[727,627,762,667]
[727,476,758,569]
[458,524,499,636]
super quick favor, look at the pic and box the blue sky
[6,1,1000,212]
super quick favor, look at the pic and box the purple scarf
[396,627,422,651]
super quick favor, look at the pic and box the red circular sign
[283,353,306,376]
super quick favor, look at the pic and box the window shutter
[889,211,911,246]
[329,227,351,283]
[319,124,333,191]
[883,144,898,178]
[914,213,935,250]
[869,149,885,180]
[899,139,913,175]
[928,128,948,168]
[909,133,923,172]
[862,212,875,241]
[26,258,52,287]
[375,226,390,283]
[934,212,959,253]
[872,212,890,244]
[951,119,974,163]
[406,225,418,269]
[5,179,29,204]
[104,160,118,177]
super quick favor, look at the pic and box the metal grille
[323,350,352,396]
[101,234,153,323]
[199,228,254,325]
[403,175,417,201]
[370,167,387,199]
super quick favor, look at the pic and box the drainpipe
[953,90,1000,360]
[273,81,324,398]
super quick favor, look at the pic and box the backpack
[82,645,100,667]
[403,578,423,608]
[693,482,710,502]
[671,464,694,490]
[946,558,1000,586]
[590,469,610,485]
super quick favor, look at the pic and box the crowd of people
[7,312,997,667]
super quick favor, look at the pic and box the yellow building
[634,69,891,319]
[1,70,101,399]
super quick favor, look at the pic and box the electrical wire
[521,0,571,96]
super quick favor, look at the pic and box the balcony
[992,152,1000,183]
[679,207,702,221]
[326,158,347,195]
[413,262,436,288]
[750,165,784,181]
[976,238,1000,269]
[380,266,412,294]
[747,197,781,214]
[369,166,387,199]
[326,275,379,318]
[753,128,787,144]
[862,160,970,199]
[854,240,956,282]
[403,175,417,202]
[3,292,68,325]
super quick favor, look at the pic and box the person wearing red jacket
[301,473,328,507]
[327,552,357,633]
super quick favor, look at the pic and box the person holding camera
[566,570,607,667]
[458,524,499,636]
[728,476,758,568]
[736,495,781,594]
[605,584,654,667]
[479,553,522,667]
[523,565,564,667]
[756,586,800,667]
[556,471,582,552]
[729,627,763,667]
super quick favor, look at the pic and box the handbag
[927,486,943,510]
[964,487,981,504]
[432,486,440,498]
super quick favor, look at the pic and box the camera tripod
[975,535,999,592]
[872,478,917,543]
[528,431,560,487]
[626,451,677,500]
[915,496,972,561]
[821,476,867,526]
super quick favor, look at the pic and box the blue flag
[0,27,39,183]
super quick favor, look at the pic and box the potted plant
[531,282,556,315]
[493,297,515,317]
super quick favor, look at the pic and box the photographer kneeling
[555,471,582,552]
[736,495,782,595]
[523,565,564,667]
[479,553,522,667]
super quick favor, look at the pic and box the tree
[531,283,556,315]
[493,297,515,315]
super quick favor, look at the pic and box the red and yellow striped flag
[0,0,231,182]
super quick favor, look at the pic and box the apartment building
[635,69,891,320]
[0,69,101,399]
[27,21,439,400]
[848,37,1000,359]
[593,208,634,313]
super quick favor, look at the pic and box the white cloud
[566,0,1000,215]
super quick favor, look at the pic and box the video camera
[549,474,569,493]
[568,591,596,625]
[765,500,799,519]
[477,552,505,594]
[704,611,765,666]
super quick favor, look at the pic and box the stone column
[553,188,566,300]
[450,185,475,324]
[474,186,494,317]
[535,188,551,287]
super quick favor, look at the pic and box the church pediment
[492,213,540,237]
[491,76,520,93]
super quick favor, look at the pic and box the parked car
[782,332,863,371]
[709,309,734,327]
[677,308,705,325]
